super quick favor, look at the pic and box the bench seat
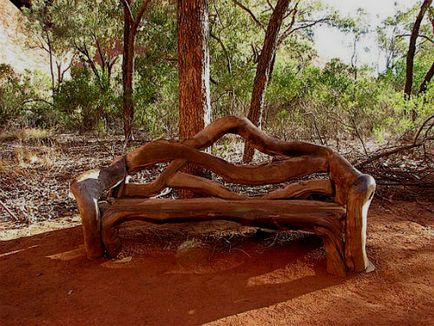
[71,116,376,277]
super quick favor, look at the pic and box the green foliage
[2,0,432,144]
[133,2,179,137]
[53,67,120,131]
[0,64,54,128]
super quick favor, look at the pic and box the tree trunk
[177,0,211,197]
[404,0,432,98]
[177,0,211,140]
[419,61,434,94]
[243,0,291,163]
[122,2,135,143]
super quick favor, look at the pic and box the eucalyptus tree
[227,0,355,162]
[120,0,151,143]
[177,0,211,140]
[23,0,73,96]
[404,0,433,98]
[377,2,433,93]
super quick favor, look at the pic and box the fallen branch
[413,114,434,145]
[354,143,422,168]
[355,115,434,168]
[0,200,19,221]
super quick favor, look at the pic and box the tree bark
[404,0,432,98]
[121,0,151,144]
[177,0,211,140]
[243,0,291,163]
[177,0,211,197]
[122,1,135,143]
[419,61,434,93]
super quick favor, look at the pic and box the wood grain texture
[70,115,376,276]
[263,179,334,200]
[70,157,126,258]
[177,0,211,139]
[126,141,328,184]
[100,198,345,257]
[345,174,376,272]
[120,172,247,200]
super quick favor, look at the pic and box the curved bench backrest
[106,116,363,203]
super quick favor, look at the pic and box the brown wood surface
[243,0,292,162]
[120,172,247,200]
[345,174,376,272]
[71,115,375,276]
[100,198,345,260]
[126,141,328,184]
[264,179,334,199]
[70,157,127,258]
[177,0,211,140]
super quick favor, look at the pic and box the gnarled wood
[345,174,376,272]
[263,179,334,200]
[71,115,376,276]
[126,141,328,185]
[120,172,247,200]
[100,198,345,258]
[70,157,126,258]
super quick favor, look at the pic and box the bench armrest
[70,158,126,258]
[345,174,376,272]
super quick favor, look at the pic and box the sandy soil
[0,199,433,326]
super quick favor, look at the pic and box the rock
[0,0,50,74]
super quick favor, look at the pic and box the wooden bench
[70,116,376,276]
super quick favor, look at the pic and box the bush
[0,64,54,129]
[54,66,121,132]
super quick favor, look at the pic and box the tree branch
[232,0,266,31]
[266,0,274,11]
[404,0,433,97]
[210,32,232,74]
[131,0,151,34]
[120,0,134,22]
[419,62,434,94]
[278,17,330,46]
[396,33,434,44]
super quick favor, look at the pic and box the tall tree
[419,62,434,93]
[23,0,73,98]
[177,0,211,198]
[418,7,434,94]
[404,0,433,98]
[242,0,291,163]
[121,0,151,143]
[177,0,211,140]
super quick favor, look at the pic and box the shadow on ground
[0,224,343,326]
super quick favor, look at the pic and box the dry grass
[0,128,53,143]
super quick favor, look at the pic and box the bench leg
[315,227,346,277]
[70,181,104,259]
[345,174,376,273]
[101,213,123,257]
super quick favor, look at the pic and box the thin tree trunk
[243,0,291,163]
[45,31,55,97]
[122,1,134,143]
[404,0,432,98]
[419,61,434,94]
[177,0,211,197]
[121,0,150,145]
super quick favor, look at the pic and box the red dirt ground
[0,200,433,326]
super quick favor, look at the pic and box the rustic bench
[70,116,376,276]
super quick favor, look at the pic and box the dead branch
[0,200,19,221]
[232,0,266,31]
[354,143,422,168]
[413,114,434,144]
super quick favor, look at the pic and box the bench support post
[345,174,376,272]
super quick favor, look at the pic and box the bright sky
[313,0,419,73]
